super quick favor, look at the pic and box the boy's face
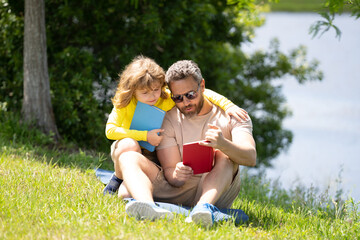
[135,82,162,106]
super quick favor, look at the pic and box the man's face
[169,77,204,118]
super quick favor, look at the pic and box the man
[121,60,256,227]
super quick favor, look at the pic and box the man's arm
[201,124,256,167]
[156,146,193,187]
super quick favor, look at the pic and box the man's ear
[200,79,205,92]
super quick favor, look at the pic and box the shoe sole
[125,202,174,221]
[190,211,213,228]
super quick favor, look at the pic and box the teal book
[130,101,166,152]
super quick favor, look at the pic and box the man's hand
[200,124,227,150]
[147,129,164,146]
[171,162,193,186]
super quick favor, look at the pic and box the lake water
[242,13,360,202]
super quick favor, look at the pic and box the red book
[183,141,214,174]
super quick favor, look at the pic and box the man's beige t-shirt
[157,104,253,156]
[154,104,253,207]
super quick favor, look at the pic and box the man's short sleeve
[231,117,253,136]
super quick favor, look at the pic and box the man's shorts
[152,167,241,209]
[110,140,241,209]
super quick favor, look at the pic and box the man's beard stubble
[179,95,204,118]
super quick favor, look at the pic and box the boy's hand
[147,129,164,146]
[225,105,249,122]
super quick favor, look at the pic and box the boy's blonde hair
[112,55,168,109]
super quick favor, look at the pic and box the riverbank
[242,12,360,204]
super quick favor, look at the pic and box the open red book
[183,141,214,174]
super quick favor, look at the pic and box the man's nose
[183,96,191,105]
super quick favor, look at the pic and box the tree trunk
[22,0,60,141]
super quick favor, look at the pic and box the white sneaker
[125,201,174,221]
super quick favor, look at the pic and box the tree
[310,0,360,39]
[22,0,59,140]
[2,0,322,167]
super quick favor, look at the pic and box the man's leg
[198,151,237,204]
[103,138,141,195]
[187,151,238,227]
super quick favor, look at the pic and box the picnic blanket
[96,168,249,224]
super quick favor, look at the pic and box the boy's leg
[112,138,142,180]
[117,150,173,220]
[103,173,123,195]
[117,151,159,202]
[118,182,131,199]
[103,138,141,195]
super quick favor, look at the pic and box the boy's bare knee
[113,138,141,160]
[118,138,141,151]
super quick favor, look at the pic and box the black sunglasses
[171,85,200,103]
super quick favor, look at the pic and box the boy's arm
[105,108,148,141]
[204,89,248,121]
[204,88,233,111]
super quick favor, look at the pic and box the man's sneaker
[185,203,219,228]
[125,200,174,221]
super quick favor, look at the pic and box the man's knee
[214,153,238,175]
[214,152,232,168]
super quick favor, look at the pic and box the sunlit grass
[0,110,359,239]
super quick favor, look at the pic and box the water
[242,13,360,202]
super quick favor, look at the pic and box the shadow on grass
[1,137,113,171]
[0,110,115,171]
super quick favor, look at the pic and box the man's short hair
[165,60,203,85]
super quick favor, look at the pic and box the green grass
[270,0,326,12]
[269,0,353,12]
[1,110,359,239]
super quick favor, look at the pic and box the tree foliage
[310,0,360,39]
[0,0,322,167]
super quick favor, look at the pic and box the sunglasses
[171,85,200,103]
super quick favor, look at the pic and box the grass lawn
[270,0,325,12]
[269,0,353,12]
[1,111,359,239]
